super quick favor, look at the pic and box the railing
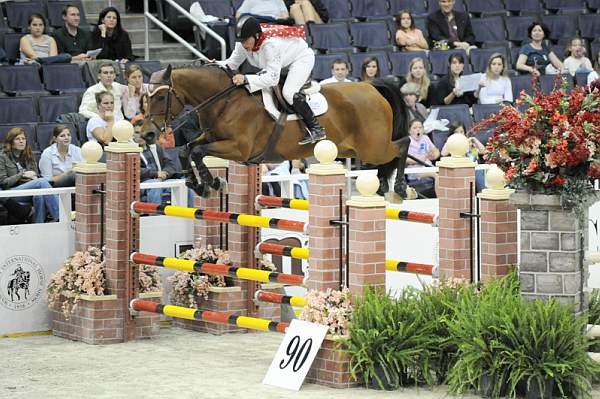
[143,0,226,61]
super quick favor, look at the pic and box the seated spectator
[86,91,123,145]
[285,0,328,25]
[53,4,93,61]
[92,7,134,62]
[122,64,150,120]
[587,51,600,85]
[131,93,175,148]
[0,128,59,223]
[320,59,352,84]
[426,0,475,52]
[133,125,177,204]
[406,119,439,198]
[19,14,71,65]
[475,53,513,105]
[236,0,289,22]
[360,57,380,81]
[516,22,563,77]
[395,10,428,52]
[262,160,307,199]
[441,121,486,191]
[79,62,127,119]
[401,82,428,123]
[39,125,83,187]
[563,37,592,77]
[433,53,475,106]
[406,57,431,106]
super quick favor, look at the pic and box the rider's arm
[245,43,281,92]
[216,42,248,70]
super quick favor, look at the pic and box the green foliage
[589,289,600,325]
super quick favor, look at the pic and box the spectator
[235,0,289,22]
[400,82,428,123]
[19,14,71,65]
[79,62,127,119]
[320,59,351,84]
[563,37,592,77]
[53,4,93,61]
[122,64,150,119]
[516,22,563,76]
[39,125,83,187]
[426,0,475,52]
[360,57,380,81]
[441,121,486,191]
[587,51,600,85]
[475,53,513,105]
[395,10,428,52]
[131,93,175,148]
[133,124,177,204]
[86,91,123,145]
[92,7,134,62]
[406,57,431,106]
[285,0,328,25]
[433,53,475,106]
[406,119,439,198]
[263,160,308,199]
[0,128,59,223]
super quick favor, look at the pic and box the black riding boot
[292,92,326,145]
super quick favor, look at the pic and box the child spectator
[563,37,592,77]
[360,57,380,81]
[39,125,83,187]
[79,62,127,120]
[406,119,439,198]
[320,59,351,84]
[19,14,71,64]
[86,91,123,145]
[433,53,475,106]
[395,10,428,52]
[92,7,134,62]
[406,57,431,106]
[441,121,486,191]
[475,53,513,105]
[53,4,93,61]
[285,0,328,25]
[122,64,150,119]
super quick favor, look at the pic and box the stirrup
[298,132,314,145]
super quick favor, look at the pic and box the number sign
[263,319,329,391]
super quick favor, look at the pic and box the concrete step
[82,0,125,16]
[128,29,163,45]
[132,43,199,61]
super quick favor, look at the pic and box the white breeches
[282,50,315,104]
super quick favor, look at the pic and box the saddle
[271,68,315,114]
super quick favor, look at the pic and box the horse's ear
[162,64,172,84]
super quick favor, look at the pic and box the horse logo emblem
[0,255,45,311]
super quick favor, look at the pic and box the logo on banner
[0,255,45,311]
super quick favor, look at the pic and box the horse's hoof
[217,177,229,194]
[385,192,403,204]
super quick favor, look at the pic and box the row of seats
[0,121,81,151]
[0,0,88,32]
[0,95,78,124]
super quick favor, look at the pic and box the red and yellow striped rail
[131,201,306,233]
[130,299,289,333]
[256,242,433,276]
[254,290,307,307]
[255,195,437,225]
[131,252,306,286]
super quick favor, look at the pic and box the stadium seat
[579,15,600,41]
[504,0,542,14]
[541,15,578,42]
[504,16,536,43]
[511,75,534,99]
[429,49,470,76]
[314,54,350,81]
[42,64,86,93]
[38,95,78,123]
[589,0,600,11]
[472,103,502,122]
[388,51,428,76]
[308,23,352,53]
[431,131,448,150]
[0,96,37,123]
[471,17,505,44]
[0,123,37,149]
[389,0,427,16]
[575,71,589,87]
[433,104,473,131]
[0,65,47,95]
[195,0,232,18]
[469,47,508,73]
[47,0,89,28]
[466,0,505,15]
[350,0,389,19]
[539,74,573,95]
[0,7,11,33]
[544,0,585,12]
[350,21,393,50]
[349,52,390,78]
[3,33,24,63]
[5,1,45,32]
[36,122,79,149]
[320,0,352,20]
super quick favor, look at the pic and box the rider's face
[242,36,256,51]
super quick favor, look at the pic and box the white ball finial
[356,173,379,197]
[446,134,469,158]
[112,120,134,143]
[81,141,103,163]
[485,164,507,190]
[313,140,338,164]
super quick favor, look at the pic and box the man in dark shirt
[426,0,475,51]
[53,4,93,61]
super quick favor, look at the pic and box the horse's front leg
[187,144,228,198]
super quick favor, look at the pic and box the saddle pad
[261,89,328,121]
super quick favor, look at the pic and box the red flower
[588,163,600,178]
[524,159,538,174]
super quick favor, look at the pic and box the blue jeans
[141,179,171,204]
[476,169,485,193]
[12,178,59,223]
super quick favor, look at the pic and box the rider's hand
[232,74,247,86]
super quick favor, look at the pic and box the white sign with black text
[263,319,329,391]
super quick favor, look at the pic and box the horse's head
[141,65,185,143]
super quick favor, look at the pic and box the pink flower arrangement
[299,288,353,336]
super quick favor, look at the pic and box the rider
[217,15,326,145]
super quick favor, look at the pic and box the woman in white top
[475,53,513,105]
[39,125,83,187]
[19,14,71,64]
[86,91,123,145]
[122,64,150,120]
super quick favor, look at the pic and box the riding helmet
[236,15,262,41]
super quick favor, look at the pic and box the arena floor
[2,327,600,399]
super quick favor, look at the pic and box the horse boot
[292,92,326,145]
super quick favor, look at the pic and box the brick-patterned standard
[75,172,106,251]
[306,338,357,388]
[479,199,518,282]
[437,165,475,280]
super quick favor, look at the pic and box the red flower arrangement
[480,77,600,209]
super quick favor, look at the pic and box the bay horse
[141,64,411,198]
